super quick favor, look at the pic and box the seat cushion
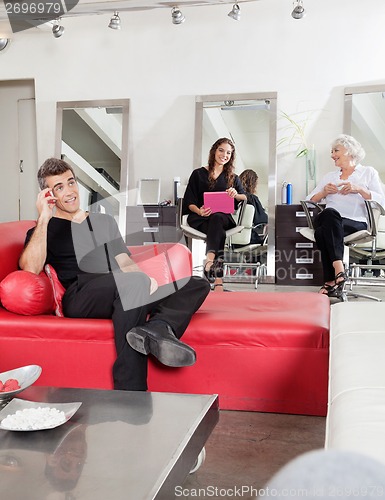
[329,302,385,402]
[326,302,385,466]
[185,292,330,348]
[326,388,385,466]
[344,229,372,244]
[0,290,329,414]
[149,291,330,414]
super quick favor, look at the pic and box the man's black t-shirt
[25,213,129,289]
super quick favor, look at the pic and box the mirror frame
[194,92,277,282]
[55,99,130,236]
[344,83,385,134]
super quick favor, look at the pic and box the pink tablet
[203,191,234,214]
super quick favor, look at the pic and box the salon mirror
[194,92,277,282]
[344,85,385,182]
[55,99,129,233]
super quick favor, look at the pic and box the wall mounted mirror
[194,92,277,282]
[344,85,385,183]
[137,178,161,205]
[55,99,129,234]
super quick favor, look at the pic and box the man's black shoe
[126,322,196,367]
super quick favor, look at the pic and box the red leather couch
[0,220,330,416]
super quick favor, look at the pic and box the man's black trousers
[62,272,210,391]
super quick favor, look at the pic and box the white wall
[0,0,385,203]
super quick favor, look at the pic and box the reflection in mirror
[56,99,129,234]
[344,86,385,271]
[344,85,385,183]
[194,93,277,282]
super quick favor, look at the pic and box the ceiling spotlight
[228,4,241,21]
[108,11,121,30]
[171,6,185,25]
[291,0,306,19]
[0,38,10,51]
[52,19,64,38]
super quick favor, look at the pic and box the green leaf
[296,148,308,158]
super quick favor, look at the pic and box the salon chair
[176,198,247,275]
[349,212,385,278]
[223,205,268,287]
[299,199,385,301]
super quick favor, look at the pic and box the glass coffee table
[0,386,219,499]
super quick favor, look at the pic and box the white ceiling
[0,0,255,25]
[0,0,256,36]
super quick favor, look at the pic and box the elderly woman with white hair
[306,134,385,298]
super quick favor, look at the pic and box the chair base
[342,262,385,302]
[340,290,382,302]
[223,261,268,289]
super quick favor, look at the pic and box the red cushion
[0,270,54,315]
[129,243,192,284]
[132,250,171,285]
[44,264,65,317]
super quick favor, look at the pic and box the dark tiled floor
[181,411,326,498]
[179,281,385,499]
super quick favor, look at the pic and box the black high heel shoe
[327,271,348,298]
[203,261,215,283]
[203,259,224,282]
[212,258,224,279]
[319,283,335,296]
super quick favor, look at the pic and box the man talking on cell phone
[19,158,210,391]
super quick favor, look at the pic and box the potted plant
[278,111,316,194]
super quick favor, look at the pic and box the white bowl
[0,398,82,431]
[0,365,42,402]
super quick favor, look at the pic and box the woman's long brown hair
[207,138,236,189]
[239,169,258,195]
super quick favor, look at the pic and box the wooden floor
[179,281,385,498]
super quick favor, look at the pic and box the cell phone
[45,190,56,204]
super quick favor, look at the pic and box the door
[0,80,37,222]
[18,97,39,220]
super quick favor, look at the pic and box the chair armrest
[364,200,385,236]
[365,200,385,216]
[253,223,268,244]
[176,197,183,230]
[300,200,324,230]
[234,200,246,225]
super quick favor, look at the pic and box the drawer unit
[275,204,323,285]
[126,205,178,245]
